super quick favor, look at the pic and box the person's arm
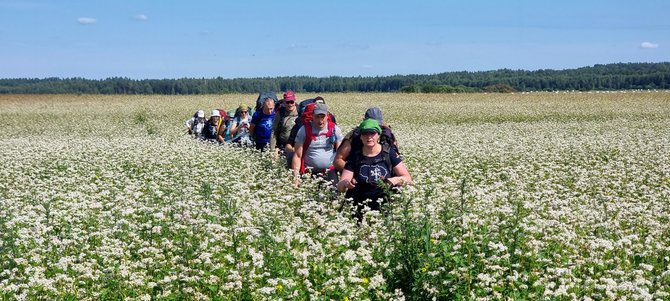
[388,162,412,186]
[249,113,258,136]
[217,123,226,143]
[333,139,351,172]
[229,120,238,136]
[269,115,281,152]
[185,118,194,134]
[291,127,306,175]
[292,142,303,175]
[337,169,356,192]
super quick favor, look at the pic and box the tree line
[1,62,668,94]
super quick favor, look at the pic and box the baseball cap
[283,90,296,101]
[313,103,328,115]
[210,110,220,117]
[196,110,204,118]
[359,118,381,134]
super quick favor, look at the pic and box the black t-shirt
[202,120,219,140]
[343,146,401,203]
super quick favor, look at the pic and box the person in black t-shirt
[337,119,411,220]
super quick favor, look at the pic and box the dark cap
[364,107,383,124]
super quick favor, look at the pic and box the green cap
[358,118,381,134]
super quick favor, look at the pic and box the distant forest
[1,62,669,94]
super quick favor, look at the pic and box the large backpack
[216,109,228,122]
[255,91,279,113]
[297,98,337,123]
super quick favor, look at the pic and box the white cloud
[641,42,659,49]
[133,14,148,21]
[77,17,96,25]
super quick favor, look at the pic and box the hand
[337,178,357,191]
[387,176,405,187]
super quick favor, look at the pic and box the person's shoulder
[343,129,355,140]
[294,126,306,142]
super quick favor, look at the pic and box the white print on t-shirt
[360,164,389,183]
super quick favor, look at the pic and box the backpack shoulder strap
[381,143,393,177]
[325,120,335,137]
[300,122,314,174]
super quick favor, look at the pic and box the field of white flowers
[1,92,669,300]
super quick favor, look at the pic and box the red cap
[283,90,296,101]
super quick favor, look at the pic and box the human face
[284,100,296,112]
[313,113,327,129]
[240,110,248,117]
[263,102,274,114]
[210,116,220,123]
[360,131,379,147]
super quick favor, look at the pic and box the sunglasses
[241,111,248,113]
[285,101,295,104]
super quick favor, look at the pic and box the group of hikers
[185,90,412,220]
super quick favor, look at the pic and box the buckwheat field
[1,92,669,301]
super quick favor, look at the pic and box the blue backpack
[255,91,279,112]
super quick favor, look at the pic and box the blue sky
[0,0,668,79]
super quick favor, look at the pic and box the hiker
[185,110,206,137]
[292,103,343,185]
[201,110,226,143]
[337,118,411,220]
[270,90,299,165]
[334,106,397,172]
[249,97,276,151]
[287,96,335,149]
[228,103,253,146]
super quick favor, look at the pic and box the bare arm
[292,142,303,176]
[217,124,226,143]
[388,162,412,186]
[333,139,351,172]
[229,120,239,136]
[336,169,356,192]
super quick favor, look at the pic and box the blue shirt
[251,110,275,145]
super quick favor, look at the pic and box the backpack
[216,109,228,121]
[255,91,279,113]
[297,98,337,123]
[296,103,337,174]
